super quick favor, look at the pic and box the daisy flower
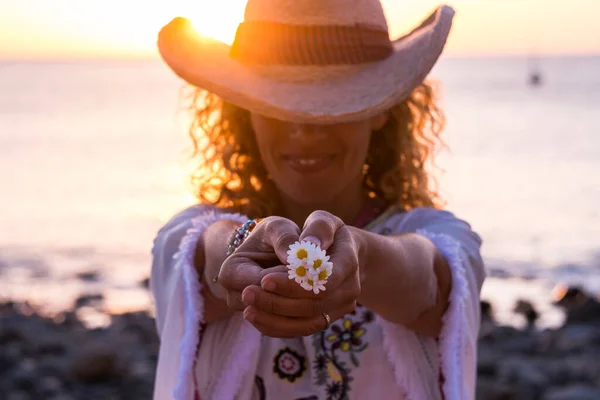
[311,261,333,282]
[286,240,334,294]
[308,248,330,275]
[288,263,309,284]
[287,240,317,266]
[300,278,327,295]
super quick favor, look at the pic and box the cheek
[254,134,286,182]
[341,133,371,171]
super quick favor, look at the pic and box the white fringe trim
[417,229,469,400]
[377,316,425,400]
[172,210,248,400]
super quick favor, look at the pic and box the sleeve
[400,207,485,400]
[149,205,249,400]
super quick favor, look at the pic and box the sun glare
[180,1,246,45]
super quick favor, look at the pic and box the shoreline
[1,285,600,399]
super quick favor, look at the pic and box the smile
[282,155,336,173]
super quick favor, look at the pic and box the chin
[278,181,339,206]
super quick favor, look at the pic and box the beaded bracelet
[226,218,263,256]
[212,218,263,283]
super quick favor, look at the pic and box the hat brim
[157,5,455,124]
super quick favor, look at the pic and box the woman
[151,1,484,399]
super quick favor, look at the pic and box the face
[250,113,388,206]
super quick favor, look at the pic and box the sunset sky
[1,0,598,59]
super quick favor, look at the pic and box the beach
[2,287,600,399]
[1,55,599,398]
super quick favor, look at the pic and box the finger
[222,265,288,310]
[218,260,263,291]
[260,271,322,299]
[225,290,245,312]
[243,303,356,338]
[299,210,344,250]
[242,285,348,318]
[258,217,301,264]
[321,226,360,290]
[259,264,289,279]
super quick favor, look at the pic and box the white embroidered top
[150,205,485,400]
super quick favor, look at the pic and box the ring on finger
[322,312,331,330]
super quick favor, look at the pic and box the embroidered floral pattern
[273,347,307,383]
[327,319,366,352]
[312,304,375,400]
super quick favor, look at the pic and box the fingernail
[243,290,255,306]
[262,280,276,292]
[244,310,256,322]
[303,236,321,247]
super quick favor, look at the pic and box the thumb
[299,210,344,251]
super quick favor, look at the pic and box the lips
[282,155,335,174]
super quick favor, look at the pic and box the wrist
[201,220,240,299]
[347,226,370,286]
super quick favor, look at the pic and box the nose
[288,123,328,140]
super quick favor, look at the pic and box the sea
[1,55,599,328]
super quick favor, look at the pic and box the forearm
[352,228,451,336]
[195,219,241,322]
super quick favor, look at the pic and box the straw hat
[158,0,455,124]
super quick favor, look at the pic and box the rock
[551,325,600,353]
[5,359,37,393]
[480,300,497,338]
[537,360,573,387]
[75,271,100,282]
[0,328,26,345]
[74,293,104,309]
[499,334,539,355]
[488,268,513,278]
[6,391,30,400]
[38,375,64,397]
[481,325,521,343]
[543,385,600,400]
[140,277,150,289]
[0,353,15,376]
[71,382,121,399]
[476,377,518,400]
[481,301,493,320]
[52,394,77,400]
[554,286,600,325]
[57,311,84,329]
[513,299,539,329]
[4,342,26,360]
[110,311,157,345]
[35,335,67,357]
[497,357,548,399]
[476,346,498,377]
[70,348,119,384]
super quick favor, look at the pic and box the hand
[241,210,362,338]
[218,216,301,312]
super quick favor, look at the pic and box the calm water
[1,56,599,327]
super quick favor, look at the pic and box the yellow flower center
[296,248,308,259]
[313,259,322,269]
[296,266,307,277]
[318,270,328,281]
[307,279,314,286]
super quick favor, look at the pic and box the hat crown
[244,0,389,30]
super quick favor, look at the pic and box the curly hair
[183,81,446,218]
